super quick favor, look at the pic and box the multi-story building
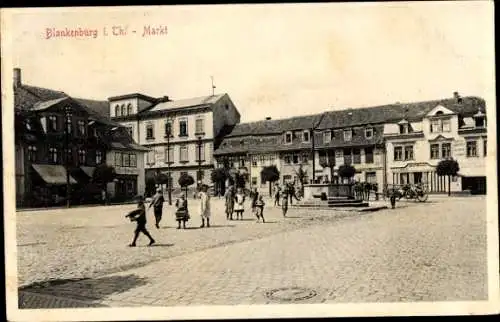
[384,93,487,194]
[214,93,487,195]
[13,68,148,207]
[108,93,240,194]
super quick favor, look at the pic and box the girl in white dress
[234,187,246,220]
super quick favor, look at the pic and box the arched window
[115,105,120,117]
[127,104,133,115]
[121,104,126,116]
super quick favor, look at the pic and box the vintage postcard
[2,2,499,321]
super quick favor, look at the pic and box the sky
[5,1,495,123]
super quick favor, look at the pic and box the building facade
[109,93,241,195]
[214,93,487,195]
[13,68,147,207]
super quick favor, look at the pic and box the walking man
[126,195,155,247]
[273,183,281,206]
[149,188,165,229]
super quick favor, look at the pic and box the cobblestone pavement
[16,196,487,307]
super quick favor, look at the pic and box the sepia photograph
[1,1,498,320]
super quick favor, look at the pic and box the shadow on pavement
[19,274,149,308]
[206,224,236,228]
[147,243,174,247]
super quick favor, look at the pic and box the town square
[3,2,497,319]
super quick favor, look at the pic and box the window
[394,146,403,161]
[301,153,309,163]
[95,150,103,164]
[180,145,188,162]
[78,149,86,164]
[66,148,73,163]
[115,105,120,117]
[239,159,245,168]
[252,177,257,186]
[353,148,361,164]
[292,154,299,164]
[365,147,374,163]
[28,146,37,162]
[25,119,32,131]
[127,104,132,115]
[122,153,130,167]
[179,119,188,137]
[430,144,440,159]
[466,141,477,157]
[323,131,332,143]
[430,119,441,133]
[130,154,137,167]
[146,124,154,139]
[126,126,133,138]
[49,115,58,131]
[442,119,451,132]
[252,159,258,167]
[475,117,485,128]
[195,118,204,134]
[77,120,86,136]
[49,147,58,163]
[284,155,291,164]
[164,146,174,163]
[285,132,292,144]
[365,127,373,139]
[115,152,122,166]
[484,139,487,156]
[399,124,407,134]
[121,104,126,116]
[303,130,310,143]
[343,129,352,141]
[66,115,72,134]
[404,146,414,160]
[196,144,205,162]
[441,143,451,159]
[164,121,172,137]
[147,150,155,164]
[366,172,377,184]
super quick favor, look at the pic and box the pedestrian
[281,190,289,217]
[199,185,211,228]
[225,185,235,220]
[125,195,155,247]
[149,188,165,228]
[175,194,190,229]
[274,184,281,206]
[101,189,107,205]
[250,187,259,215]
[255,195,266,223]
[234,187,246,220]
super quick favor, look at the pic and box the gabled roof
[15,84,67,110]
[147,93,226,113]
[108,93,157,102]
[74,98,110,117]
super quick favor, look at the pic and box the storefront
[29,164,78,207]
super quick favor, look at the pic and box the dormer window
[343,129,352,141]
[302,130,310,143]
[284,132,292,144]
[365,127,373,139]
[474,109,486,128]
[323,130,332,143]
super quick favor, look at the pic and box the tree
[294,165,307,195]
[261,165,280,196]
[211,168,228,196]
[436,158,460,196]
[338,164,356,183]
[92,164,116,189]
[178,173,195,198]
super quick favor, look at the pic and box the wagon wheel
[416,191,428,202]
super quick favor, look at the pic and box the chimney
[157,95,170,103]
[265,117,272,120]
[13,68,21,88]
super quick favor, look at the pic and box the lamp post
[197,136,203,190]
[166,119,172,205]
[65,106,72,208]
[311,112,327,184]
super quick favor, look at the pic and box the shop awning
[32,164,77,185]
[80,166,95,178]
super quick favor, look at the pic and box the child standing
[234,187,246,220]
[125,196,155,247]
[199,185,211,228]
[255,195,266,223]
[175,194,190,229]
